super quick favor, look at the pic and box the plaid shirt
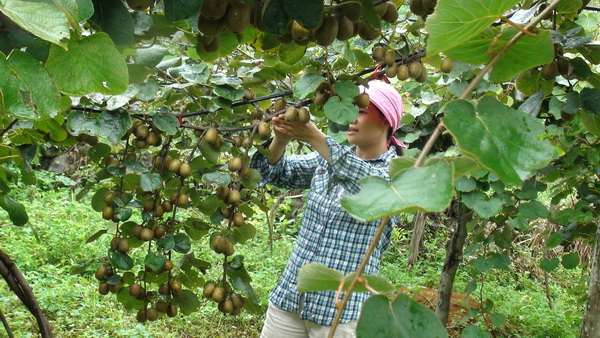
[250,136,397,326]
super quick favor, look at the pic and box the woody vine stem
[328,0,563,336]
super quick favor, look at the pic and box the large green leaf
[262,0,289,36]
[445,28,496,65]
[66,110,100,136]
[293,72,325,100]
[279,42,306,65]
[132,45,168,68]
[98,110,131,143]
[581,111,600,136]
[297,263,395,293]
[425,0,520,55]
[0,0,69,47]
[45,32,128,95]
[152,113,179,135]
[0,194,28,226]
[285,0,323,29]
[163,0,202,21]
[107,249,134,270]
[341,160,454,222]
[324,96,359,125]
[461,191,503,219]
[442,97,555,185]
[490,28,554,83]
[90,0,134,46]
[356,294,448,338]
[0,50,61,120]
[359,0,381,30]
[174,290,201,315]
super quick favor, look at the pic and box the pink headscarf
[359,80,406,149]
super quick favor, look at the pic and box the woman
[250,80,404,337]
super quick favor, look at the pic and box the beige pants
[260,302,357,338]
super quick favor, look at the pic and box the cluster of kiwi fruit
[539,44,572,81]
[409,0,438,20]
[203,281,245,316]
[133,280,182,322]
[95,265,121,295]
[371,46,432,83]
[196,0,251,52]
[128,120,163,149]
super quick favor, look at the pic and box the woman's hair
[375,106,403,156]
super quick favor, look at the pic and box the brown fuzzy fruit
[205,128,219,145]
[135,125,149,139]
[103,191,116,205]
[226,0,250,34]
[273,98,287,112]
[232,212,245,227]
[228,157,243,172]
[382,2,399,23]
[95,266,108,280]
[384,50,396,66]
[541,62,558,81]
[298,108,311,123]
[102,206,114,220]
[177,194,189,207]
[385,63,398,78]
[341,0,362,22]
[284,107,298,122]
[226,189,241,205]
[127,0,152,11]
[372,46,385,62]
[440,57,453,73]
[354,93,370,108]
[216,186,230,200]
[162,201,173,212]
[154,226,166,239]
[408,62,423,79]
[212,287,225,302]
[164,260,174,271]
[167,303,178,317]
[131,224,143,238]
[168,159,182,173]
[140,227,154,241]
[231,294,245,309]
[397,64,410,81]
[258,122,271,140]
[201,0,228,20]
[290,21,310,41]
[98,282,110,295]
[129,283,142,298]
[336,14,355,41]
[117,238,130,253]
[219,299,234,314]
[315,14,338,46]
[203,282,217,298]
[179,163,192,177]
[136,308,147,323]
[146,308,159,321]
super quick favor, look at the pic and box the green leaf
[285,0,323,29]
[98,110,131,143]
[425,0,520,55]
[540,257,560,272]
[341,160,453,222]
[90,0,134,46]
[293,73,325,100]
[174,290,201,315]
[173,233,191,253]
[581,88,600,115]
[279,42,306,65]
[199,140,220,164]
[334,81,359,99]
[0,194,28,226]
[546,233,563,248]
[357,294,448,338]
[106,85,140,111]
[214,85,245,101]
[344,273,395,293]
[132,45,168,67]
[462,191,503,219]
[358,0,381,31]
[445,28,496,65]
[116,288,144,310]
[231,223,256,245]
[442,97,555,185]
[241,168,261,190]
[144,252,167,272]
[518,91,545,116]
[389,156,416,178]
[0,0,69,47]
[85,229,108,243]
[157,236,175,252]
[262,0,289,36]
[91,187,109,212]
[491,28,554,83]
[107,249,134,270]
[561,252,579,269]
[297,263,343,292]
[180,63,210,83]
[139,172,161,192]
[324,96,359,125]
[581,111,600,136]
[163,0,202,21]
[45,32,129,95]
[152,113,179,135]
[0,50,61,120]
[88,143,111,163]
[75,0,94,21]
[455,177,477,192]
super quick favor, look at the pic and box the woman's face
[347,102,389,147]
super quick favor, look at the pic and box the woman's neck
[355,140,389,160]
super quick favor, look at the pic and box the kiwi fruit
[129,283,142,298]
[560,110,576,121]
[354,93,370,108]
[408,62,423,79]
[135,125,149,139]
[109,281,122,293]
[358,22,380,40]
[422,0,437,13]
[203,282,216,298]
[135,139,146,149]
[131,224,143,238]
[541,62,558,80]
[102,206,114,220]
[202,36,221,53]
[156,300,169,313]
[231,294,245,309]
[219,299,234,314]
[98,282,110,295]
[557,56,570,76]
[375,2,388,17]
[161,201,173,212]
[211,235,222,252]
[341,0,362,22]
[243,88,255,100]
[159,282,170,295]
[273,98,287,112]
[179,163,192,177]
[290,21,310,41]
[440,57,453,73]
[140,227,154,241]
[212,287,225,302]
[416,67,428,83]
[154,226,166,239]
[197,34,214,46]
[397,64,410,80]
[382,2,399,23]
[233,212,245,227]
[205,128,219,145]
[117,238,130,253]
[95,266,108,280]
[372,46,385,62]
[315,14,338,47]
[313,91,329,106]
[228,157,243,172]
[164,259,174,271]
[155,204,165,217]
[217,236,231,253]
[250,0,265,31]
[103,191,116,205]
[168,159,182,173]
[136,308,147,323]
[126,0,152,11]
[197,16,226,38]
[384,50,396,66]
[170,281,183,296]
[105,156,120,168]
[167,303,178,317]
[336,14,355,41]
[298,108,311,123]
[258,122,271,140]
[216,186,230,200]
[284,107,298,122]
[146,131,159,146]
[143,198,155,212]
[226,0,250,33]
[177,194,189,207]
[201,0,229,20]
[227,189,241,205]
[410,0,427,16]
[146,308,159,321]
[385,63,398,78]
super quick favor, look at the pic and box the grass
[0,180,587,337]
